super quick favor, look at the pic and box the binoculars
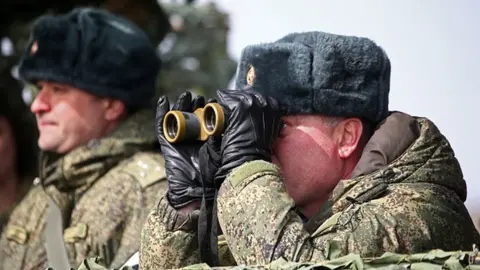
[163,103,225,143]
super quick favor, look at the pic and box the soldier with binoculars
[140,31,480,269]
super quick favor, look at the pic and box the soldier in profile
[0,7,167,270]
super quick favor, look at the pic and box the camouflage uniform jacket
[0,179,33,236]
[0,110,168,270]
[140,112,480,269]
[72,248,480,270]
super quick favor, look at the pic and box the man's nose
[30,90,51,114]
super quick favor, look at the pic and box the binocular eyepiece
[163,103,225,143]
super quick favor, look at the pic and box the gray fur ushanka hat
[234,31,391,124]
[18,7,161,109]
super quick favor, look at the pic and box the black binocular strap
[198,187,220,266]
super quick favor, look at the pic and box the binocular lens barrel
[166,115,179,139]
[163,111,201,143]
[204,107,217,133]
[202,103,224,136]
[162,103,225,143]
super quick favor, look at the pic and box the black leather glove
[214,89,282,187]
[156,91,219,209]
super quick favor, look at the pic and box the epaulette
[119,152,166,189]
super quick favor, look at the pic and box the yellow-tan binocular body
[163,103,225,143]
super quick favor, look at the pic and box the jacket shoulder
[1,183,48,246]
[116,151,166,189]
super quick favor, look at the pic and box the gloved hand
[155,91,220,209]
[214,89,282,187]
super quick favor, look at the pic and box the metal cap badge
[30,41,38,55]
[246,65,255,86]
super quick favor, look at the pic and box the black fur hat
[18,7,161,109]
[234,31,391,124]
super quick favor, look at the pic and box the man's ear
[334,118,363,159]
[103,99,127,121]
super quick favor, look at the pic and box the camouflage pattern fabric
[0,179,33,239]
[156,2,237,101]
[67,248,480,270]
[0,109,168,270]
[139,112,480,269]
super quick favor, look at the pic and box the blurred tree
[156,1,237,101]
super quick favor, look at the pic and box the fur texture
[234,31,391,123]
[18,8,161,109]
